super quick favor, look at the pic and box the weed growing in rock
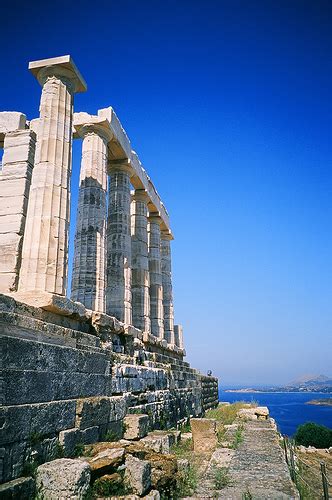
[28,431,43,446]
[206,402,253,425]
[213,466,231,489]
[54,441,64,458]
[171,437,193,458]
[103,431,119,442]
[22,458,39,478]
[73,442,85,457]
[175,464,198,497]
[242,488,253,499]
[231,426,244,449]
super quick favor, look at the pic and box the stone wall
[201,375,219,411]
[0,293,218,483]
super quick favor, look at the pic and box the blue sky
[1,0,331,385]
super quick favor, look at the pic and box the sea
[219,390,332,436]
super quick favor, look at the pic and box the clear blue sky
[2,0,331,385]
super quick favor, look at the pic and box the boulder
[124,414,149,440]
[255,406,269,420]
[86,447,125,476]
[36,458,91,499]
[190,418,218,453]
[238,408,258,420]
[125,454,151,495]
[141,431,176,454]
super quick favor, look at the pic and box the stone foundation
[0,293,218,484]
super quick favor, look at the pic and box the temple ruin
[0,55,218,487]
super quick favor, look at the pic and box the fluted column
[19,56,86,295]
[71,126,108,312]
[106,161,132,324]
[161,231,175,344]
[148,214,164,338]
[174,324,184,349]
[131,190,151,333]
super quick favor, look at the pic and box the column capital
[29,55,87,93]
[131,189,150,204]
[108,158,132,176]
[148,212,162,225]
[161,230,173,241]
[74,114,113,143]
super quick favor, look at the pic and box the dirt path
[186,419,299,499]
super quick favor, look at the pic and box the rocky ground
[0,403,303,499]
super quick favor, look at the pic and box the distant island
[306,398,332,406]
[225,374,332,394]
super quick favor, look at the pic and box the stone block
[190,418,217,453]
[124,414,149,440]
[109,396,127,422]
[125,454,151,496]
[80,426,99,445]
[59,428,80,457]
[0,112,26,138]
[141,431,176,454]
[86,447,125,476]
[255,406,269,420]
[36,458,91,499]
[0,476,35,499]
[76,397,111,430]
[0,401,76,445]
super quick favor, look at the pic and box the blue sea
[219,390,332,436]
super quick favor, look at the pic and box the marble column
[131,190,151,333]
[19,56,86,295]
[148,214,164,338]
[106,161,132,324]
[161,231,175,344]
[174,324,184,349]
[71,126,108,312]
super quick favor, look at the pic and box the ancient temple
[0,56,218,486]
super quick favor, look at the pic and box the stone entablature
[0,55,183,353]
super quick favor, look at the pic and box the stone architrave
[174,324,184,349]
[71,123,110,312]
[19,56,87,295]
[161,231,175,344]
[0,130,36,292]
[131,189,151,333]
[148,214,164,338]
[106,160,132,324]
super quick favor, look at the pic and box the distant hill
[225,374,332,393]
[286,374,330,386]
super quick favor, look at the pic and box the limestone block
[109,396,127,422]
[124,414,149,440]
[141,431,176,454]
[0,273,17,292]
[86,447,125,476]
[2,369,108,405]
[0,476,35,498]
[238,408,258,420]
[59,428,81,457]
[190,418,217,453]
[125,454,151,495]
[0,233,22,274]
[36,458,91,499]
[0,213,26,234]
[255,406,269,420]
[0,112,26,139]
[9,291,89,319]
[80,426,99,444]
[0,401,76,445]
[75,397,111,430]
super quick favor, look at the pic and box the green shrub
[213,466,230,489]
[294,422,332,448]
